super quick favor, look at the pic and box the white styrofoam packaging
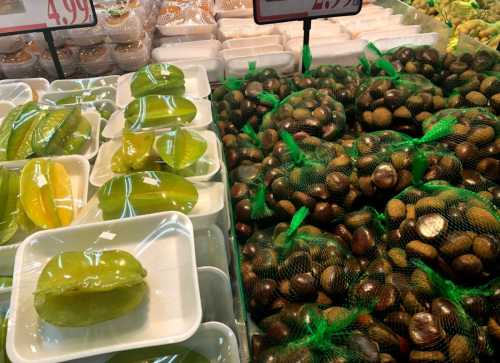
[367,33,441,56]
[157,23,217,37]
[90,130,221,187]
[358,25,423,42]
[41,87,117,107]
[155,33,216,47]
[116,65,211,108]
[343,14,404,38]
[287,35,352,64]
[306,40,368,68]
[73,182,226,230]
[0,155,90,245]
[222,35,282,49]
[194,226,229,277]
[0,78,49,102]
[332,7,393,24]
[218,24,275,41]
[198,267,235,329]
[0,101,15,120]
[0,83,33,106]
[0,243,19,294]
[48,76,120,93]
[102,98,213,139]
[152,41,221,63]
[8,211,202,363]
[77,322,240,363]
[171,58,224,84]
[225,52,295,78]
[221,44,284,62]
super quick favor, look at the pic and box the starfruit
[0,277,11,289]
[0,308,9,363]
[130,63,185,98]
[20,159,74,229]
[98,171,198,221]
[0,103,38,161]
[124,95,196,132]
[122,131,155,170]
[7,105,47,161]
[107,345,210,363]
[0,167,19,244]
[34,250,147,327]
[155,128,207,171]
[62,117,91,155]
[32,107,90,156]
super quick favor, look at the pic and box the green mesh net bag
[349,117,464,208]
[223,123,265,170]
[260,88,347,142]
[355,59,445,136]
[212,67,292,136]
[262,131,363,225]
[421,107,500,183]
[382,182,500,286]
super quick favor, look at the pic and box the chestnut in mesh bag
[212,67,291,136]
[349,116,463,208]
[421,107,500,183]
[355,59,445,136]
[260,88,347,142]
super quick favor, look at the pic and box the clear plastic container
[78,44,115,76]
[343,14,405,38]
[0,48,38,79]
[29,31,67,51]
[0,34,26,54]
[103,7,145,44]
[39,47,78,78]
[198,267,235,328]
[194,226,229,276]
[0,78,49,102]
[157,4,217,36]
[220,44,284,62]
[111,35,152,72]
[225,51,295,78]
[49,76,119,93]
[66,23,106,47]
[215,0,253,18]
[0,82,33,105]
[358,25,423,42]
[222,35,282,49]
[8,211,202,363]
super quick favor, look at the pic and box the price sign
[0,0,96,35]
[254,0,362,24]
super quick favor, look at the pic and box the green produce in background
[98,171,198,221]
[124,95,196,132]
[0,168,19,245]
[130,64,185,98]
[34,250,147,327]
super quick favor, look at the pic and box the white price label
[0,0,95,35]
[99,231,116,240]
[254,0,361,24]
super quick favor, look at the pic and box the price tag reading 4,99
[0,0,96,36]
[47,0,92,27]
[254,0,361,24]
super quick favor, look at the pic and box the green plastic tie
[256,91,280,108]
[302,44,313,74]
[359,55,372,76]
[396,116,457,149]
[244,61,257,80]
[366,42,383,57]
[250,183,274,220]
[470,0,479,9]
[280,207,310,258]
[223,76,244,91]
[279,130,307,166]
[375,59,398,79]
[411,151,429,186]
[242,123,262,148]
[367,207,387,235]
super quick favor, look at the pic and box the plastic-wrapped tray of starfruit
[0,103,100,161]
[0,156,89,245]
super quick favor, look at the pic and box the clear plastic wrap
[39,47,78,79]
[90,129,220,187]
[111,35,152,72]
[103,7,145,44]
[49,75,119,92]
[78,44,115,76]
[0,48,39,79]
[7,211,202,363]
[0,156,89,246]
[0,34,26,54]
[0,82,33,105]
[42,87,116,106]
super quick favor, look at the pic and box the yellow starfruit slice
[20,159,74,229]
[34,250,147,327]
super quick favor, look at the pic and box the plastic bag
[421,107,500,183]
[349,116,463,207]
[260,88,347,141]
[355,59,445,136]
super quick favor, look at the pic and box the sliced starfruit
[20,159,74,229]
[98,171,198,221]
[107,345,210,363]
[7,105,47,161]
[34,250,147,327]
[0,168,19,244]
[130,63,185,98]
[124,95,196,132]
[155,128,207,171]
[0,103,37,161]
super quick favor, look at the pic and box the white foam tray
[225,51,295,78]
[306,40,368,67]
[157,23,217,37]
[48,76,120,93]
[152,43,220,63]
[194,226,229,277]
[116,65,211,109]
[8,211,202,363]
[222,35,282,49]
[90,130,221,187]
[171,58,224,84]
[0,155,90,245]
[198,267,235,329]
[358,25,424,42]
[0,243,19,295]
[0,82,33,106]
[221,44,284,62]
[73,182,225,230]
[0,78,49,103]
[102,98,213,139]
[0,100,15,120]
[41,87,117,107]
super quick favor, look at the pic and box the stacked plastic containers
[0,34,40,79]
